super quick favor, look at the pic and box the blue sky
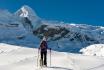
[0,0,104,26]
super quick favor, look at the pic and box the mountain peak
[15,5,39,18]
[15,5,42,30]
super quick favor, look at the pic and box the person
[39,37,51,67]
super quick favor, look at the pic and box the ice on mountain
[15,5,38,18]
[20,6,29,17]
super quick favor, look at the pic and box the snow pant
[41,51,47,66]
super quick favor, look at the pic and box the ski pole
[37,48,39,67]
[50,48,51,67]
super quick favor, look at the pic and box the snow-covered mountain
[0,5,104,53]
[15,5,42,30]
[0,6,40,48]
[33,21,104,52]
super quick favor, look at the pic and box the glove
[50,48,51,50]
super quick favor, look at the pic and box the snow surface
[80,44,104,57]
[0,43,104,70]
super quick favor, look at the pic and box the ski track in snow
[0,43,104,70]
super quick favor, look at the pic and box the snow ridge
[80,44,104,56]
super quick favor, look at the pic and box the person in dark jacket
[39,37,49,67]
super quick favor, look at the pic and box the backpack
[40,41,47,52]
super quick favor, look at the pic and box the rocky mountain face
[33,22,104,52]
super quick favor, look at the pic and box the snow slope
[80,44,104,57]
[0,43,104,70]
